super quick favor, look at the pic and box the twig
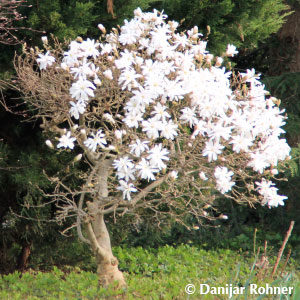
[280,248,292,277]
[271,221,295,277]
[253,228,257,256]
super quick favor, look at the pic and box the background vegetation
[1,245,299,299]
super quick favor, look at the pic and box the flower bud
[206,54,213,64]
[103,113,116,124]
[220,214,228,220]
[60,63,69,71]
[41,36,48,44]
[74,154,82,162]
[115,130,123,139]
[94,78,102,86]
[98,24,106,34]
[45,140,54,149]
[199,172,208,181]
[103,69,113,80]
[134,7,143,17]
[215,57,223,67]
[170,170,178,180]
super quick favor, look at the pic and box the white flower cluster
[256,179,287,207]
[214,167,235,194]
[37,8,290,207]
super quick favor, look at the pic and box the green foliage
[0,246,299,299]
[18,0,160,45]
[155,0,290,54]
[263,73,300,116]
[23,0,96,42]
[0,103,88,273]
[91,0,158,30]
[28,234,97,272]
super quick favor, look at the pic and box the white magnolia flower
[229,135,253,153]
[180,107,198,127]
[208,122,232,142]
[100,43,112,55]
[160,120,178,140]
[202,140,224,162]
[115,49,135,69]
[118,68,141,91]
[136,158,158,181]
[37,51,55,70]
[80,38,100,58]
[147,144,169,170]
[215,57,223,66]
[151,103,171,121]
[57,131,76,149]
[70,78,96,101]
[70,60,93,80]
[129,139,149,157]
[226,44,238,57]
[214,166,235,194]
[116,165,136,182]
[248,152,270,174]
[142,118,162,139]
[113,156,134,173]
[117,180,137,200]
[69,101,86,119]
[123,111,143,128]
[84,130,107,152]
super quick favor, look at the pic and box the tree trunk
[86,211,126,288]
[85,159,126,288]
[278,7,300,72]
[17,241,31,272]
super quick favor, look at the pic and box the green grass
[0,245,299,299]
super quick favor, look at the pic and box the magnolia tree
[14,8,290,287]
